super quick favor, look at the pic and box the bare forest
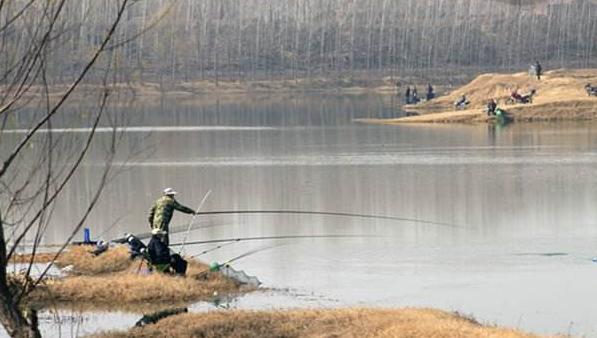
[2,0,597,87]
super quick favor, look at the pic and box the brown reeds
[11,252,59,264]
[95,308,543,338]
[12,245,132,272]
[53,245,133,275]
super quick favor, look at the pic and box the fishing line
[111,221,229,244]
[179,190,212,255]
[223,244,284,265]
[191,240,241,258]
[171,234,379,247]
[196,243,284,278]
[193,210,460,228]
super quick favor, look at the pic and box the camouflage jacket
[148,195,195,232]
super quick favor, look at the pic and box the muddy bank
[359,69,597,124]
[95,308,541,338]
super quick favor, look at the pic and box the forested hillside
[2,0,597,85]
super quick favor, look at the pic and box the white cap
[163,187,177,196]
[151,228,167,236]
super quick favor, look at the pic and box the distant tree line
[2,0,597,86]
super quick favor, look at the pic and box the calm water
[4,94,597,336]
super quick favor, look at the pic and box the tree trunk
[0,216,40,338]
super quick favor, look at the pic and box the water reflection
[135,308,188,327]
[4,96,597,335]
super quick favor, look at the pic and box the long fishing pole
[197,244,282,278]
[179,190,212,255]
[222,244,282,266]
[191,240,241,258]
[170,234,379,247]
[193,210,458,228]
[110,221,228,244]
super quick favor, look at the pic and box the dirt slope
[362,69,597,124]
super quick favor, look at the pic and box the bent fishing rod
[192,210,459,228]
[170,234,380,247]
[197,244,283,277]
[179,189,212,255]
[191,240,240,258]
[110,221,227,244]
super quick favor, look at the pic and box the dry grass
[53,245,134,275]
[11,245,132,273]
[95,308,543,338]
[11,252,60,264]
[361,68,597,124]
[27,245,243,309]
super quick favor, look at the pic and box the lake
[4,94,597,336]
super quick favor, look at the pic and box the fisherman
[426,83,435,101]
[586,83,597,96]
[148,188,196,246]
[534,61,542,80]
[147,228,172,272]
[412,86,419,104]
[405,86,411,104]
[510,89,523,102]
[454,94,468,109]
[485,98,497,116]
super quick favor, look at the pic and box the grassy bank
[19,246,245,310]
[16,248,548,337]
[359,69,597,124]
[96,308,541,338]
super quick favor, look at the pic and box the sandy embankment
[359,69,597,124]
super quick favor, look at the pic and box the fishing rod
[38,209,456,247]
[198,244,283,278]
[193,210,459,228]
[179,190,212,255]
[111,221,228,244]
[97,215,127,239]
[191,240,241,258]
[170,234,379,247]
[220,244,281,266]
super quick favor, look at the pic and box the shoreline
[14,247,544,337]
[95,308,541,338]
[15,246,250,311]
[359,69,597,125]
[1,76,455,106]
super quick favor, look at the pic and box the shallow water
[3,94,597,336]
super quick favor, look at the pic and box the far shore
[358,69,597,125]
[1,75,458,107]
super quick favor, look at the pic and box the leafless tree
[0,0,150,337]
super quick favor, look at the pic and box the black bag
[148,235,171,265]
[170,254,188,275]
